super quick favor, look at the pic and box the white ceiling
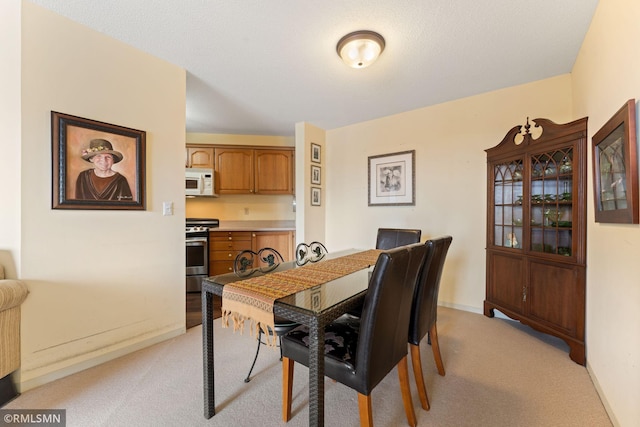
[29,0,599,136]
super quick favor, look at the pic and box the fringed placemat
[222,249,381,345]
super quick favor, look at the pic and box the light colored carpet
[5,307,612,426]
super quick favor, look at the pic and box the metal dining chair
[233,247,284,277]
[295,241,328,265]
[233,248,299,383]
[281,244,426,427]
[408,236,453,410]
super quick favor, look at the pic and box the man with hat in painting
[75,138,133,201]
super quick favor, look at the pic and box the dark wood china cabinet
[484,117,587,365]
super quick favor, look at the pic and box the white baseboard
[439,301,514,320]
[17,326,185,393]
[439,301,483,315]
[586,362,620,427]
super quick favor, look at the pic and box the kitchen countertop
[213,220,295,232]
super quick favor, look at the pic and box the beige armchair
[0,264,28,406]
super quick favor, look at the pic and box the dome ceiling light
[336,30,385,69]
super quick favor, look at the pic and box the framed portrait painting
[52,111,146,210]
[592,99,638,223]
[368,150,415,206]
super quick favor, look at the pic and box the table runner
[221,249,382,346]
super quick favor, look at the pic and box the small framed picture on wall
[311,143,321,163]
[311,187,321,206]
[311,165,321,185]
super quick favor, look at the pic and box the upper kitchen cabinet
[254,149,294,194]
[214,147,254,193]
[186,146,214,169]
[214,146,294,195]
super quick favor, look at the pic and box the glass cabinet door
[529,147,573,256]
[493,160,524,249]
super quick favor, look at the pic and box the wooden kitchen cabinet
[484,117,587,365]
[209,230,295,275]
[209,231,252,275]
[213,147,254,194]
[251,231,295,264]
[254,149,294,194]
[214,146,294,195]
[186,146,214,169]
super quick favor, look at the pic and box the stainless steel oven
[186,218,219,292]
[186,234,207,274]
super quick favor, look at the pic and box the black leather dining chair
[281,244,427,427]
[375,228,422,250]
[345,227,422,319]
[408,236,452,410]
[233,248,299,383]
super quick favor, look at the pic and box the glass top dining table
[201,249,375,427]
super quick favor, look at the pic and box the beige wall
[186,133,293,147]
[572,0,640,425]
[7,1,187,390]
[0,0,22,278]
[295,122,326,245]
[185,133,296,220]
[325,75,573,311]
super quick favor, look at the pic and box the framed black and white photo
[311,187,321,206]
[368,150,415,206]
[311,165,321,185]
[311,143,321,163]
[52,111,146,210]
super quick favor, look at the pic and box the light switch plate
[162,201,173,216]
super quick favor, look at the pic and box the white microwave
[185,168,217,197]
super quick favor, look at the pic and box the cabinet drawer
[210,240,250,251]
[210,261,235,275]
[210,231,252,241]
[211,250,243,261]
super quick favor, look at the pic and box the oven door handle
[186,238,208,246]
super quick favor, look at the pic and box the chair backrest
[408,236,453,346]
[295,241,328,265]
[354,243,427,393]
[233,247,284,277]
[375,228,422,250]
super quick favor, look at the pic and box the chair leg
[410,343,430,411]
[398,355,417,426]
[244,330,263,383]
[357,393,373,427]
[282,357,294,422]
[430,323,445,376]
